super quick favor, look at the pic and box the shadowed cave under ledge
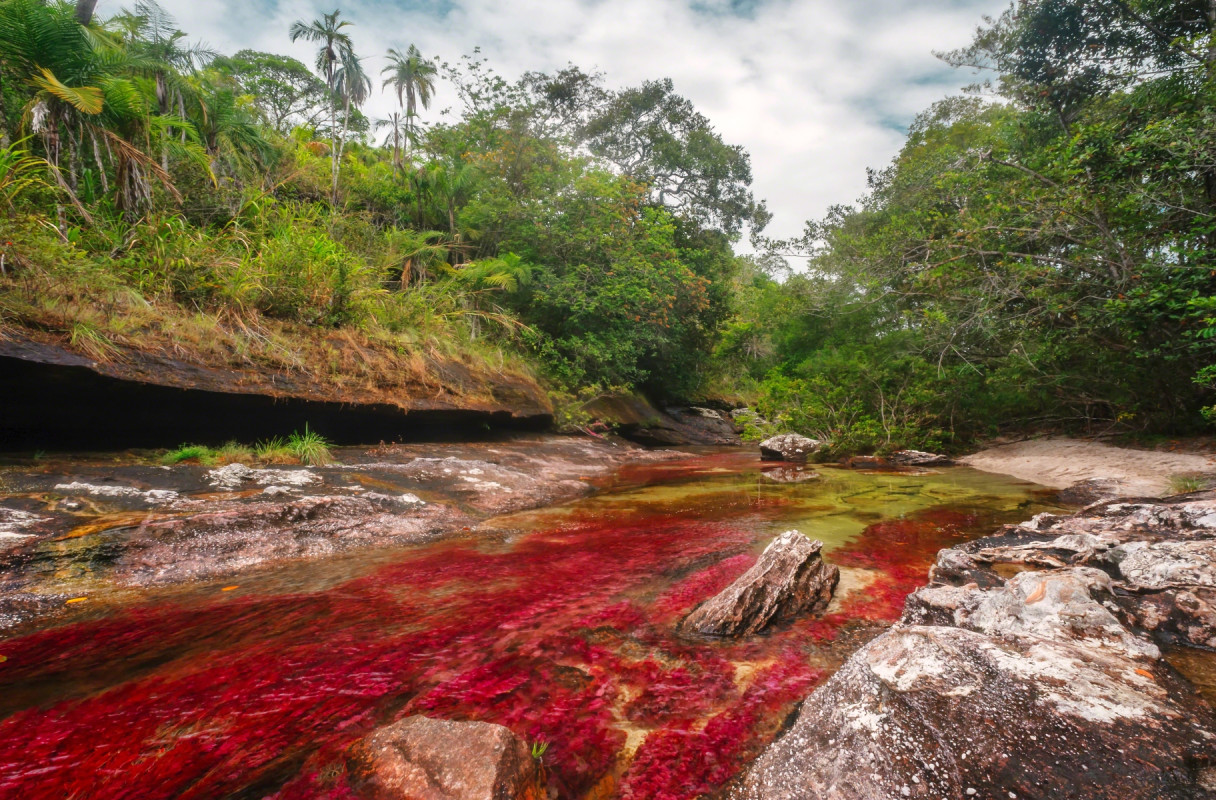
[0,355,551,451]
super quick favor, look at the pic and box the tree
[113,0,214,169]
[74,0,98,25]
[381,44,437,159]
[331,52,370,202]
[211,50,330,133]
[289,9,355,205]
[581,78,766,237]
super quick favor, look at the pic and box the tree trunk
[74,0,98,25]
[90,128,108,194]
[333,93,352,207]
[0,72,9,148]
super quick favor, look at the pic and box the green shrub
[287,425,333,465]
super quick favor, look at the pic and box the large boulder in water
[759,433,823,462]
[734,624,1216,800]
[681,531,838,637]
[347,716,547,800]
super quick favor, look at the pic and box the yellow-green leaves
[31,67,103,115]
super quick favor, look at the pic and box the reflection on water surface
[0,450,1057,800]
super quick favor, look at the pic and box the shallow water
[0,451,1058,800]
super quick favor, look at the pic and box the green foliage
[743,2,1216,450]
[1169,474,1208,495]
[162,444,215,465]
[287,425,332,466]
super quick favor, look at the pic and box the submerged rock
[347,716,547,800]
[681,531,838,637]
[759,466,821,484]
[759,434,823,463]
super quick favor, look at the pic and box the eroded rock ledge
[0,332,553,450]
[736,495,1216,799]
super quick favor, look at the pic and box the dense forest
[1,0,1214,453]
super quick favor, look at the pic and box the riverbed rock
[347,716,547,800]
[1058,477,1122,505]
[737,495,1216,799]
[759,434,823,463]
[1108,540,1216,649]
[578,394,741,445]
[734,624,1216,800]
[889,449,953,466]
[681,531,838,637]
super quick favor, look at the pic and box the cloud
[101,0,1008,241]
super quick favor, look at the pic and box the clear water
[0,451,1057,800]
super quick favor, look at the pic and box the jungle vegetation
[1,0,1214,452]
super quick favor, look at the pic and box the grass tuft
[287,425,332,466]
[1169,474,1208,495]
[162,444,216,466]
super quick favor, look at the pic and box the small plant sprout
[531,740,549,761]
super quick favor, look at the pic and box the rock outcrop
[681,531,838,637]
[736,624,1214,800]
[348,716,547,800]
[889,449,953,466]
[0,333,552,451]
[736,494,1216,799]
[0,436,687,631]
[579,394,741,445]
[759,434,823,463]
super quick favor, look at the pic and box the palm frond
[31,67,104,114]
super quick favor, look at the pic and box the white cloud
[100,0,1007,242]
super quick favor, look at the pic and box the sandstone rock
[348,716,547,800]
[1108,540,1216,649]
[908,568,1159,659]
[738,497,1216,800]
[925,549,1003,589]
[759,434,823,462]
[736,624,1216,800]
[889,450,953,466]
[1059,478,1121,505]
[1112,540,1216,590]
[681,531,838,637]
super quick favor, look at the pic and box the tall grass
[287,425,332,466]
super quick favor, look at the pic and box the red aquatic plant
[0,484,1022,800]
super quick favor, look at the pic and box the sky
[98,0,1010,243]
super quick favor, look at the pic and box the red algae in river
[0,463,1041,800]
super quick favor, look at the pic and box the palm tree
[374,111,406,168]
[331,52,370,202]
[289,9,354,205]
[0,0,203,218]
[113,1,215,169]
[381,45,436,155]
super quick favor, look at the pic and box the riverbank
[960,437,1216,498]
[0,434,686,634]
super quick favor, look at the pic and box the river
[0,449,1058,799]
